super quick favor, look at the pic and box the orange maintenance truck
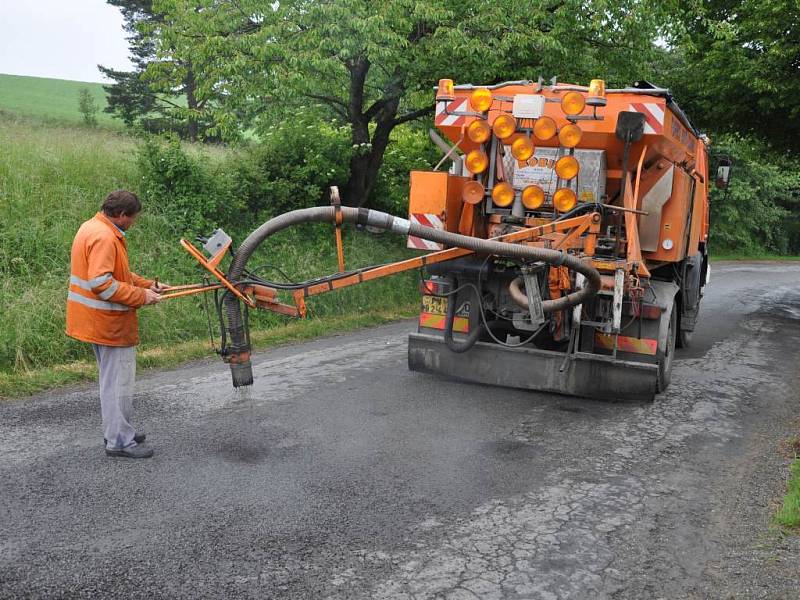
[163,78,720,401]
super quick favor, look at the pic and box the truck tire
[676,252,703,349]
[657,306,677,393]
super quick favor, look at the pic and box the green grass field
[0,73,119,127]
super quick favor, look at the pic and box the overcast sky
[0,1,132,83]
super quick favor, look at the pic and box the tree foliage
[231,112,354,219]
[128,0,800,254]
[99,1,158,127]
[136,120,436,230]
[77,88,99,127]
[149,0,679,206]
[137,135,244,230]
[101,0,216,140]
[708,134,800,254]
[667,0,800,152]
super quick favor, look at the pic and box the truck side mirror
[715,157,732,189]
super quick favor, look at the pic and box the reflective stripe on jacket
[65,212,153,346]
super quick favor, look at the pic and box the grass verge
[774,435,800,531]
[0,305,417,399]
[711,253,800,262]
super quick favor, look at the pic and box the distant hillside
[0,73,120,127]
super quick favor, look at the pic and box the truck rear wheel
[657,306,677,393]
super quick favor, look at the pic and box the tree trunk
[345,156,369,207]
[185,66,199,142]
[341,57,409,207]
[344,104,399,207]
[344,115,369,205]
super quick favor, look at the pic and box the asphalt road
[2,262,799,599]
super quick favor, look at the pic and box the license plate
[421,295,448,315]
[420,294,470,333]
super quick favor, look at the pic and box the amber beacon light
[492,114,517,140]
[558,123,583,148]
[462,180,486,204]
[511,136,535,161]
[467,120,491,143]
[555,156,580,180]
[533,116,557,141]
[561,91,585,116]
[492,182,515,207]
[587,79,606,107]
[436,79,455,101]
[465,150,489,174]
[553,188,578,212]
[469,88,493,112]
[521,185,545,210]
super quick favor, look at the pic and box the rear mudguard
[649,280,679,354]
[408,332,659,402]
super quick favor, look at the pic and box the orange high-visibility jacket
[65,212,154,347]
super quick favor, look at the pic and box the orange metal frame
[159,238,254,307]
[161,212,603,319]
[159,282,225,300]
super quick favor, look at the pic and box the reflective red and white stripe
[407,213,444,251]
[628,102,665,135]
[435,98,469,127]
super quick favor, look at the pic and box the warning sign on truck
[507,148,607,203]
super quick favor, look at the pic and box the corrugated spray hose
[224,207,602,387]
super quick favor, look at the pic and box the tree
[100,0,210,140]
[150,0,679,206]
[78,88,99,127]
[99,1,159,128]
[666,0,800,152]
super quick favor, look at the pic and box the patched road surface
[2,262,799,599]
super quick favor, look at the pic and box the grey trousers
[91,344,137,450]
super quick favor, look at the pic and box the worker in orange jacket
[66,190,165,458]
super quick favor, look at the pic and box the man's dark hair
[101,190,141,217]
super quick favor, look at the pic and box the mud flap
[648,280,680,353]
[408,333,659,402]
[679,252,704,334]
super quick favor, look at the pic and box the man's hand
[150,281,169,294]
[144,289,161,305]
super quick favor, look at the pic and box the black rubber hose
[443,278,484,353]
[509,275,588,313]
[404,222,601,308]
[224,206,602,387]
[554,201,604,222]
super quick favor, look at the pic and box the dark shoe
[104,432,146,445]
[105,444,154,459]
